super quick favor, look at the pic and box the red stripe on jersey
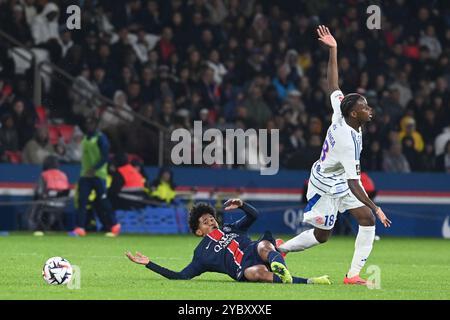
[207,229,224,241]
[207,229,244,267]
[227,240,244,266]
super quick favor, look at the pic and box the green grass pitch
[1,233,449,300]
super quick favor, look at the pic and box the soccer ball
[42,257,73,285]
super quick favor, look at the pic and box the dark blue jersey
[146,202,260,281]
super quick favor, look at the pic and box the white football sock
[347,225,375,278]
[278,228,320,253]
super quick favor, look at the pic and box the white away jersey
[309,90,362,198]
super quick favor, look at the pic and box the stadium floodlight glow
[171,121,279,175]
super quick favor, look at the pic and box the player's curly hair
[188,202,217,234]
[340,93,364,117]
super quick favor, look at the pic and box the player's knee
[316,234,329,243]
[360,213,376,226]
[244,268,264,282]
[313,229,330,243]
[257,240,274,256]
[254,270,265,282]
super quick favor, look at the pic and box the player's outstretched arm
[317,25,339,94]
[126,251,150,265]
[125,251,204,280]
[347,180,392,228]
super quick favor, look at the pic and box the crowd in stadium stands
[0,0,449,173]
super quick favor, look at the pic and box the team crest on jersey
[315,216,325,225]
[356,164,361,175]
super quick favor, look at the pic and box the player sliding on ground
[277,26,392,285]
[126,199,330,285]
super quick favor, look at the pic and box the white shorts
[303,184,365,230]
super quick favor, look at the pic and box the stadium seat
[5,151,22,163]
[47,125,60,145]
[35,106,48,125]
[57,125,74,144]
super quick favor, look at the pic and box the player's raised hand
[317,25,337,48]
[224,198,243,210]
[375,207,392,228]
[125,251,150,265]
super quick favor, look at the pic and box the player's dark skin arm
[348,180,392,227]
[318,25,339,94]
[327,47,339,94]
[347,180,377,212]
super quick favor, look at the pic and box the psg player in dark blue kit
[126,199,331,285]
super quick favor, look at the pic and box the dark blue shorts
[238,231,277,282]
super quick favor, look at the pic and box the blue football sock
[273,274,308,284]
[268,251,286,267]
[293,276,308,284]
[273,274,283,283]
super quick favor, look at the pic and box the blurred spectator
[30,0,61,62]
[22,0,37,25]
[389,71,413,108]
[3,4,33,46]
[272,64,295,101]
[293,134,322,170]
[280,89,305,126]
[419,25,442,60]
[58,29,74,58]
[435,141,450,173]
[380,88,404,123]
[248,13,272,47]
[362,141,383,171]
[151,167,176,204]
[0,113,19,151]
[157,27,176,64]
[206,0,228,25]
[65,125,83,163]
[435,126,450,156]
[382,141,411,173]
[54,139,71,164]
[22,126,54,165]
[284,49,303,82]
[30,0,59,44]
[140,0,163,34]
[109,152,147,209]
[70,65,101,118]
[398,116,425,153]
[242,83,272,129]
[289,126,306,151]
[92,66,114,98]
[10,99,36,149]
[100,90,134,152]
[100,90,134,129]
[207,49,227,85]
[417,109,439,145]
[159,97,175,128]
[130,158,152,190]
[401,136,422,171]
[30,155,70,232]
[197,67,220,109]
[421,143,436,172]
